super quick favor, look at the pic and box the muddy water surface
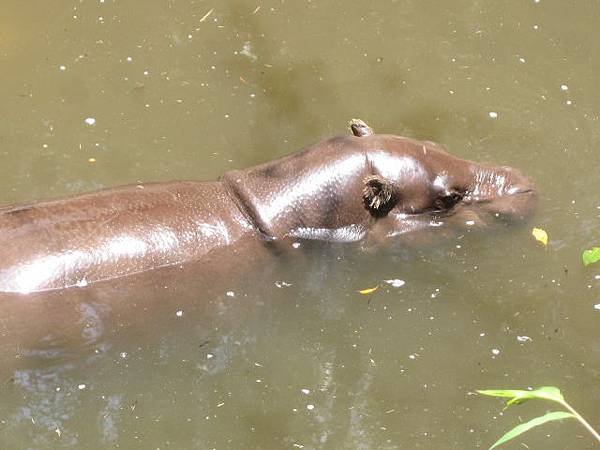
[0,1,599,448]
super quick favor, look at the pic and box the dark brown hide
[0,134,535,294]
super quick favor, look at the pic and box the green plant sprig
[477,386,600,449]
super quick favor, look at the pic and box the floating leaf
[531,227,548,246]
[358,285,379,295]
[487,411,575,450]
[477,386,565,407]
[582,247,600,266]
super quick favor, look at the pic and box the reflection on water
[1,0,599,448]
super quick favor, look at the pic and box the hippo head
[224,121,535,243]
[361,135,536,238]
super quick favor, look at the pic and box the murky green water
[1,0,599,448]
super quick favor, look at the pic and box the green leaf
[488,411,576,450]
[582,247,600,266]
[477,387,565,408]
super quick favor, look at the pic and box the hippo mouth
[460,188,537,223]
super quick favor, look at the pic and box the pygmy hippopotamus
[0,120,535,294]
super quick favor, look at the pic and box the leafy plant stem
[557,398,600,443]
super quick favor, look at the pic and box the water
[0,0,599,448]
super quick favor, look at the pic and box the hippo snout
[481,168,537,221]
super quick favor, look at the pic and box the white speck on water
[594,304,600,311]
[431,288,440,298]
[206,353,214,359]
[566,100,572,105]
[84,117,96,126]
[479,332,486,337]
[126,56,132,62]
[59,65,66,71]
[518,57,526,63]
[275,280,292,288]
[560,84,569,91]
[594,275,600,280]
[466,220,475,226]
[491,348,501,356]
[456,244,462,249]
[143,69,149,75]
[78,384,87,390]
[384,279,406,288]
[517,335,532,343]
[306,404,315,410]
[240,41,258,62]
[533,24,539,30]
[226,291,235,297]
[488,111,498,119]
[176,310,183,317]
[301,388,310,395]
[256,379,262,383]
[120,352,127,358]
[292,242,301,249]
[409,354,416,360]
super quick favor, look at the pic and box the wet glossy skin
[0,133,535,294]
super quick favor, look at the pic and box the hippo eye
[433,191,462,211]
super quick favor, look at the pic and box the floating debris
[384,279,406,288]
[532,227,548,246]
[358,285,379,295]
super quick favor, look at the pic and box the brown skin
[0,128,535,294]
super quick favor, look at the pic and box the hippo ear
[362,175,398,216]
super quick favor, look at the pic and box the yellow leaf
[532,227,548,246]
[358,285,379,295]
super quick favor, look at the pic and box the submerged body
[0,129,535,294]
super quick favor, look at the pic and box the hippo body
[0,129,535,294]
